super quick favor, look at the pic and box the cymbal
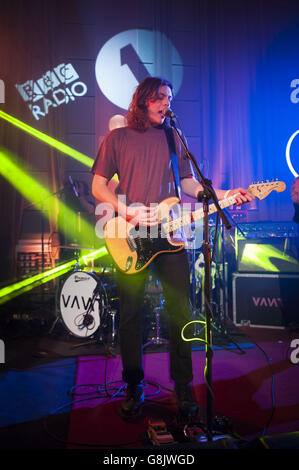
[53,245,97,251]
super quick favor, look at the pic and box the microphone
[68,174,79,197]
[163,107,176,119]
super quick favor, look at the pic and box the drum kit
[58,269,111,338]
[51,234,231,350]
[48,246,116,347]
[51,247,169,349]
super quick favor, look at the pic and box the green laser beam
[0,246,108,305]
[0,149,108,304]
[0,110,93,168]
[0,110,108,305]
[241,243,299,272]
[0,260,75,304]
[0,148,95,247]
[81,247,108,264]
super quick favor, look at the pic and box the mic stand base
[214,314,246,355]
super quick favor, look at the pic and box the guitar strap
[164,126,182,200]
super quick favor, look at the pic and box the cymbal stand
[143,299,168,349]
[109,308,118,348]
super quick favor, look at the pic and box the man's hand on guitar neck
[224,187,255,206]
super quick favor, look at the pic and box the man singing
[91,76,254,419]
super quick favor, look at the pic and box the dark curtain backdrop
[1,0,299,284]
[93,0,299,219]
[0,0,66,283]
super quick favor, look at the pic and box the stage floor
[1,321,299,451]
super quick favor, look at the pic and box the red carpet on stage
[1,326,299,449]
[66,334,299,449]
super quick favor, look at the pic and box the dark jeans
[116,249,193,385]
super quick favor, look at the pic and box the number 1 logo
[95,29,183,110]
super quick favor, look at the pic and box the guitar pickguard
[127,223,182,271]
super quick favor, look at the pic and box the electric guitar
[104,181,286,274]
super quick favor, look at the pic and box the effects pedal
[146,419,176,446]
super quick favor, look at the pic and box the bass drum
[59,271,106,338]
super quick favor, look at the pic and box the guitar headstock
[248,180,286,200]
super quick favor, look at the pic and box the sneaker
[120,382,144,419]
[175,383,199,416]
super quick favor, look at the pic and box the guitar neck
[166,193,240,233]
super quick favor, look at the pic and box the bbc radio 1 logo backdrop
[95,29,183,110]
[15,63,88,120]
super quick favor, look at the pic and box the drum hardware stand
[190,226,246,353]
[169,114,232,441]
[72,249,82,271]
[191,307,203,337]
[211,218,247,352]
[143,304,168,349]
[70,282,117,357]
[109,309,118,348]
[189,237,205,338]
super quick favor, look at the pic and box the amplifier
[16,236,52,278]
[236,221,298,239]
[232,273,299,328]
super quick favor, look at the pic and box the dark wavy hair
[126,76,173,131]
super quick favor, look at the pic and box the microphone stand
[168,115,231,441]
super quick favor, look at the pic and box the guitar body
[104,181,286,274]
[104,197,185,274]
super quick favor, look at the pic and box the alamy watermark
[0,79,5,103]
[0,339,4,364]
[94,196,204,250]
[290,339,299,365]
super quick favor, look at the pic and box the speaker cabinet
[232,273,299,328]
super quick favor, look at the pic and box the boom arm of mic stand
[169,118,231,230]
